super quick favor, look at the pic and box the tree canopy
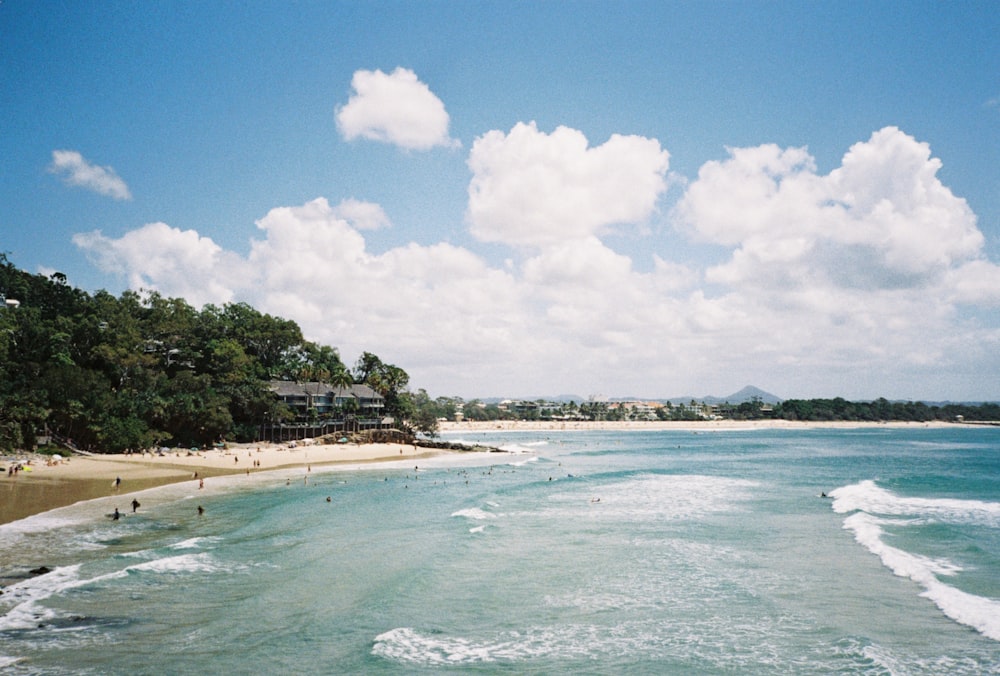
[0,254,416,452]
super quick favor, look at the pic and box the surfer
[112,508,120,521]
[131,498,140,513]
[197,505,204,515]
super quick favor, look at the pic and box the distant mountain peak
[703,386,782,405]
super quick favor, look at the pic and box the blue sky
[2,1,998,401]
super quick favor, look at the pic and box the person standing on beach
[131,498,140,513]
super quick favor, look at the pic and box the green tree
[410,406,439,437]
[354,352,411,421]
[329,364,355,390]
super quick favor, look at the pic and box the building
[262,381,390,442]
[269,380,385,420]
[608,400,664,420]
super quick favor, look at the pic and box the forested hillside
[0,254,410,452]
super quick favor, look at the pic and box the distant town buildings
[467,396,776,422]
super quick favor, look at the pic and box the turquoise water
[1,427,998,674]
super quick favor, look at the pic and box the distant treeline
[398,396,1000,424]
[0,254,416,453]
[767,398,1000,422]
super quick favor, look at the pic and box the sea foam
[0,553,226,633]
[451,508,497,521]
[371,619,811,669]
[831,480,1000,526]
[833,481,1000,641]
[126,552,222,575]
[0,564,82,631]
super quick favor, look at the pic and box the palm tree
[328,366,355,415]
[330,365,354,390]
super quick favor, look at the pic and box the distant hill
[669,385,782,406]
[705,385,782,405]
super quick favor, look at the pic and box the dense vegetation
[764,397,997,423]
[0,255,417,453]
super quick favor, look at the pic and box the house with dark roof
[264,380,388,442]
[269,380,385,420]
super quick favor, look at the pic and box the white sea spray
[835,481,1000,641]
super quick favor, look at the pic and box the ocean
[1,426,998,674]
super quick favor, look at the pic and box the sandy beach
[0,441,437,525]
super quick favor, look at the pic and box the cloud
[675,127,994,300]
[49,150,132,200]
[335,67,459,150]
[667,126,1000,395]
[73,127,1000,400]
[466,122,670,248]
[73,223,245,307]
[332,198,392,230]
[244,199,524,363]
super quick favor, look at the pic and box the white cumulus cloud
[668,126,1000,396]
[73,223,245,307]
[335,67,459,151]
[675,127,995,301]
[49,150,132,200]
[467,122,670,248]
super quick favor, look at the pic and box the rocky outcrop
[412,439,505,453]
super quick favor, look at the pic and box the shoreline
[1,441,439,526]
[2,420,989,526]
[437,419,980,433]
